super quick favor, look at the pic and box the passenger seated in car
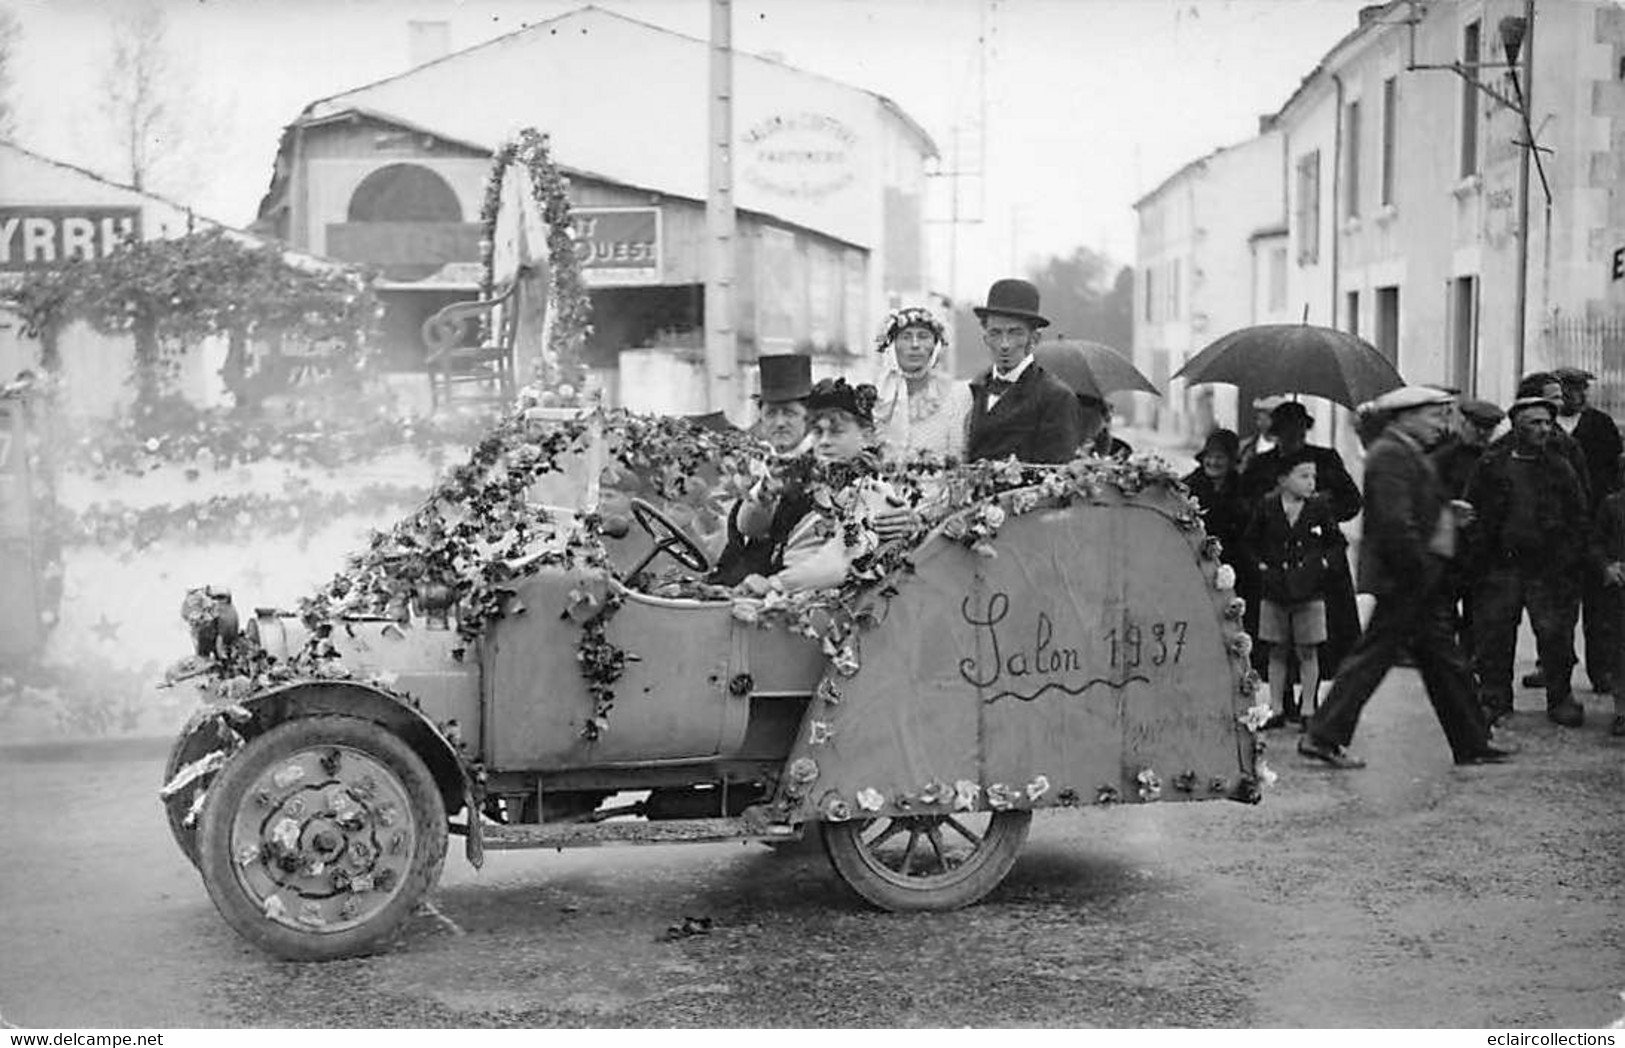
[736,378,901,595]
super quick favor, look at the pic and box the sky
[4,0,1372,299]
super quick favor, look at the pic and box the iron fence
[1539,316,1625,419]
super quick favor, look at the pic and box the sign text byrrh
[0,207,142,270]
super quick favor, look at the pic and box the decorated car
[159,407,1269,961]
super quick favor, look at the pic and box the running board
[453,817,804,850]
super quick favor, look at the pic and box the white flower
[1214,564,1237,591]
[953,779,981,811]
[855,787,885,812]
[1256,759,1279,789]
[1239,701,1274,732]
[981,504,1006,529]
[1025,775,1051,801]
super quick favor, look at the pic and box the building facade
[253,6,938,419]
[1136,0,1625,434]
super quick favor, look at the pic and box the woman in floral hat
[872,306,972,462]
[736,378,900,594]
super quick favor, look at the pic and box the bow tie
[985,376,1015,396]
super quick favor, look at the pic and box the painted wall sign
[0,207,141,270]
[741,112,858,199]
[571,207,660,286]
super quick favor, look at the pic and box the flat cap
[1252,394,1287,410]
[1457,398,1505,428]
[1367,385,1455,414]
[1552,366,1595,385]
[1506,395,1560,419]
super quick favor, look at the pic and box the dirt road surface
[1,657,1621,1028]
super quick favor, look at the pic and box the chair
[420,283,520,412]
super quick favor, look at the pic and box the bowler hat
[1457,398,1505,428]
[972,279,1050,328]
[756,354,812,403]
[1270,400,1313,428]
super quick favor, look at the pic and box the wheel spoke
[924,824,951,871]
[944,816,982,846]
[865,819,908,849]
[897,828,919,874]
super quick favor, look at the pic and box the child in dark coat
[1244,450,1348,728]
[1593,451,1625,736]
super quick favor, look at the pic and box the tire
[161,731,207,870]
[821,810,1032,912]
[196,715,448,961]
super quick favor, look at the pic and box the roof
[2,138,350,275]
[1133,133,1273,211]
[298,6,938,159]
[1265,1,1405,127]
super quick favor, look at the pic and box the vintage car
[160,413,1263,961]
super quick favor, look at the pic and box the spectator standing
[1554,367,1623,695]
[1433,398,1505,661]
[1591,452,1625,735]
[1245,451,1345,728]
[1300,387,1507,768]
[1237,395,1284,476]
[1464,396,1591,728]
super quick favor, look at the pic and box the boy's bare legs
[1297,644,1321,722]
[1268,645,1290,719]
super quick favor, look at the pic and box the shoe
[1455,744,1517,766]
[1297,736,1367,769]
[1483,706,1513,731]
[1522,669,1546,689]
[1610,714,1625,738]
[1546,701,1584,728]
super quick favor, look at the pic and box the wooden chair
[420,283,520,412]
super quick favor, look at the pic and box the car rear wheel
[196,715,447,961]
[821,810,1031,911]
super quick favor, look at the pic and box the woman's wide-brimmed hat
[1197,428,1241,463]
[972,278,1049,328]
[805,377,878,427]
[757,354,813,404]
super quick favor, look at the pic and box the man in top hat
[709,355,814,586]
[964,279,1085,464]
[1466,394,1591,727]
[1554,366,1623,694]
[1300,386,1509,768]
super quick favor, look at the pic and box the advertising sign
[572,208,660,286]
[741,113,859,200]
[0,207,142,271]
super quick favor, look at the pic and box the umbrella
[1171,323,1403,410]
[1034,340,1161,401]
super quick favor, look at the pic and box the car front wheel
[821,810,1031,912]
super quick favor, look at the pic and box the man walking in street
[964,279,1084,464]
[1466,395,1592,728]
[1299,386,1509,769]
[1554,367,1623,695]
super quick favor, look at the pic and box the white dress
[875,373,972,462]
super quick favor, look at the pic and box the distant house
[253,5,939,417]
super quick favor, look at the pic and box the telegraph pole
[705,0,737,417]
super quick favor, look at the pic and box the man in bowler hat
[1299,386,1510,768]
[710,355,814,586]
[964,279,1084,464]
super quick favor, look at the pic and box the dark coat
[1240,443,1363,523]
[1569,406,1624,504]
[1243,494,1346,605]
[1593,491,1625,575]
[1430,438,1486,499]
[1488,425,1591,508]
[1463,441,1589,574]
[965,363,1085,464]
[708,488,813,586]
[1182,468,1252,560]
[1357,428,1450,596]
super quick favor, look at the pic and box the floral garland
[477,128,594,399]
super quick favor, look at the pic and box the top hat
[972,279,1050,328]
[757,354,813,403]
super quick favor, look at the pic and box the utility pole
[1510,0,1534,381]
[705,0,737,417]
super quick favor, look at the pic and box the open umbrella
[1171,323,1403,410]
[1034,340,1161,401]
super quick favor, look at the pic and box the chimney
[409,20,451,68]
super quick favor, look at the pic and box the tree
[0,5,20,139]
[1025,246,1135,351]
[97,2,189,194]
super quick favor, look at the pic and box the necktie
[986,376,1013,396]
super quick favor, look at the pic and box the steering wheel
[626,497,713,578]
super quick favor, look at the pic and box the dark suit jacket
[1464,442,1589,573]
[1571,407,1624,504]
[965,363,1085,464]
[1358,429,1448,596]
[1243,493,1346,604]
